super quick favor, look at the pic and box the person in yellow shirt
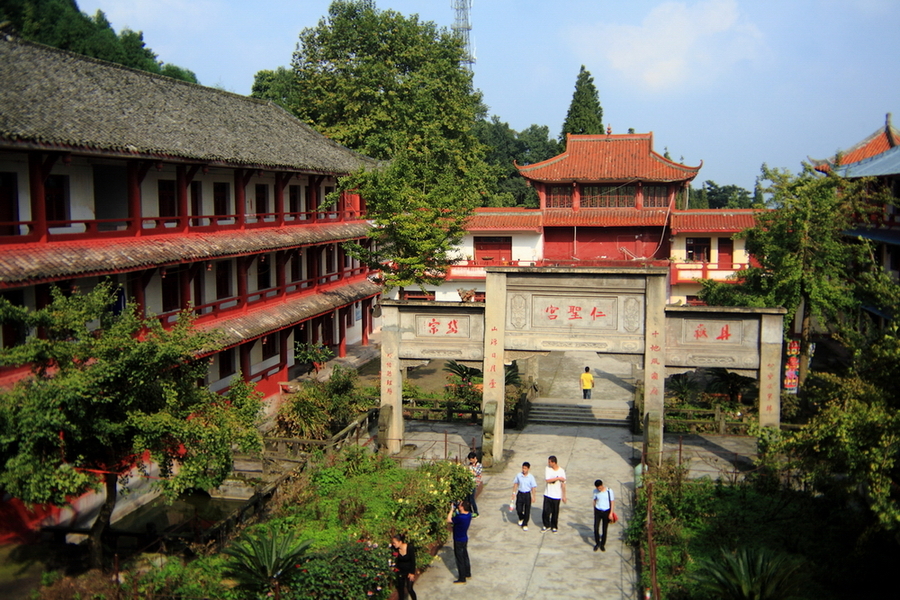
[580,366,594,399]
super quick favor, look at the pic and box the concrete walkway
[411,423,640,599]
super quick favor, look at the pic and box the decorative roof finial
[607,124,612,135]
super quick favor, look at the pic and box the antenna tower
[451,0,475,70]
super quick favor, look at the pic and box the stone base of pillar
[643,410,663,468]
[481,401,496,468]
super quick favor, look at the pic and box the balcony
[670,261,748,284]
[0,207,366,244]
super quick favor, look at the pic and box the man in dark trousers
[447,500,473,584]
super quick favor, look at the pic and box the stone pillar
[644,411,663,467]
[643,273,667,463]
[481,271,507,467]
[758,312,785,428]
[379,304,404,454]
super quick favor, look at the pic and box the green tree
[341,139,489,290]
[0,282,262,567]
[559,65,603,147]
[283,1,491,289]
[474,117,561,207]
[251,66,297,110]
[699,164,898,387]
[703,180,754,209]
[286,0,483,162]
[2,0,197,83]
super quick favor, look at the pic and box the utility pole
[451,0,475,71]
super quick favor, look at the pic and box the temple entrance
[378,267,785,467]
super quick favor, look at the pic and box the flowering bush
[392,460,473,544]
[287,540,391,600]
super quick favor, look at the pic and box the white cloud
[569,0,764,93]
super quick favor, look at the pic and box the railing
[669,261,749,284]
[0,207,367,244]
[155,269,369,326]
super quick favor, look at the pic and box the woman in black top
[390,533,417,600]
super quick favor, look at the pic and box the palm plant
[692,547,805,600]
[223,529,312,595]
[443,359,482,383]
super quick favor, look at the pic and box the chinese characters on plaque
[531,296,617,329]
[681,320,741,344]
[414,315,471,338]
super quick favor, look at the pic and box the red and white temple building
[0,35,381,412]
[399,132,757,305]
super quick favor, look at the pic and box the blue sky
[75,0,899,192]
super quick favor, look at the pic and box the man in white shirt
[541,455,567,532]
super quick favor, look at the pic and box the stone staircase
[528,400,633,427]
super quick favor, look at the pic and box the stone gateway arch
[378,267,785,466]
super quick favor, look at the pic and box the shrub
[287,540,391,600]
[223,529,312,596]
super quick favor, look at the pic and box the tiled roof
[669,210,759,233]
[198,280,381,348]
[467,208,542,231]
[0,35,376,174]
[542,209,669,227]
[0,221,370,287]
[811,115,900,171]
[835,145,900,178]
[516,133,701,183]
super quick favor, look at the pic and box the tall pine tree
[559,65,603,148]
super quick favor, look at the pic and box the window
[474,236,512,262]
[190,181,203,216]
[213,182,231,216]
[45,174,70,222]
[216,261,232,299]
[255,183,269,216]
[0,172,18,235]
[257,256,272,290]
[289,184,302,214]
[324,245,336,274]
[158,180,177,217]
[547,185,572,208]
[261,333,278,360]
[581,186,603,208]
[161,269,181,312]
[594,185,635,208]
[686,237,711,262]
[218,348,235,378]
[643,185,668,208]
[290,252,303,282]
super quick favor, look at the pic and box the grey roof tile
[0,35,376,174]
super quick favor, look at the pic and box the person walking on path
[581,366,594,400]
[390,532,417,600]
[466,451,483,517]
[541,455,567,532]
[447,500,473,584]
[510,461,537,530]
[592,479,615,552]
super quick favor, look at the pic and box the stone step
[528,402,633,427]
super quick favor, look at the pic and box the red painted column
[27,152,48,242]
[275,251,286,298]
[176,165,189,231]
[361,299,370,346]
[237,256,249,311]
[274,173,287,227]
[635,182,644,210]
[338,307,347,358]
